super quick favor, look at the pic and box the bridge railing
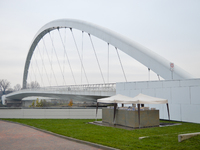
[21,83,116,93]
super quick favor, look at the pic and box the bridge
[3,19,200,124]
[23,19,192,90]
[4,83,116,103]
[3,19,192,104]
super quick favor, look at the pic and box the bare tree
[7,88,14,92]
[30,81,40,89]
[0,79,11,95]
[14,84,21,91]
[26,82,40,89]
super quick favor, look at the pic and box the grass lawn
[1,119,200,150]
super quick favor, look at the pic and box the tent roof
[97,93,168,104]
[131,93,168,104]
[97,94,135,103]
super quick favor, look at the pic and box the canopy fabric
[131,93,168,104]
[97,94,135,103]
[97,93,168,104]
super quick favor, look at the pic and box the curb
[0,119,119,150]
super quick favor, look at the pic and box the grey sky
[0,0,200,87]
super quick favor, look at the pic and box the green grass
[2,119,200,150]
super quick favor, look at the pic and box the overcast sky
[0,0,200,88]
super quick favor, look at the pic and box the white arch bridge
[4,83,116,104]
[3,19,193,105]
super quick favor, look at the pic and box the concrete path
[0,120,103,150]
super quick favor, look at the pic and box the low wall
[116,78,200,124]
[0,108,102,119]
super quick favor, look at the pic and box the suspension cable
[40,39,45,85]
[42,38,58,86]
[70,28,89,84]
[30,53,37,82]
[31,51,38,82]
[33,50,44,87]
[88,33,105,84]
[115,47,127,82]
[107,43,109,83]
[49,34,54,86]
[49,31,67,85]
[58,28,77,85]
[62,28,66,85]
[29,62,36,85]
[37,45,51,86]
[81,31,84,84]
[27,68,32,88]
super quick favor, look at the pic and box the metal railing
[20,83,116,93]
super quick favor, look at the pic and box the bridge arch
[23,19,193,88]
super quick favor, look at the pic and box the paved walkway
[0,120,103,150]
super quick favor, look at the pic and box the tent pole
[96,102,99,121]
[113,103,117,124]
[138,104,141,128]
[166,103,170,123]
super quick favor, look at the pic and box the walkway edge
[0,119,119,150]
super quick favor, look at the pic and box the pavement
[0,120,114,150]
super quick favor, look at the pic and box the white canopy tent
[97,93,168,104]
[97,93,170,128]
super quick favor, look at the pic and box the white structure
[23,19,193,88]
[116,78,200,123]
[0,108,102,119]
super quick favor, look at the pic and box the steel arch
[23,19,193,88]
